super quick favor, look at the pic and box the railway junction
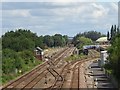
[2,47,116,89]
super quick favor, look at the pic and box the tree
[107,34,120,82]
[53,34,66,47]
[35,36,44,49]
[107,31,110,41]
[72,31,105,47]
[2,29,36,51]
[106,25,120,84]
[82,31,105,41]
[2,49,17,74]
[110,25,114,40]
[108,25,119,43]
[63,35,69,45]
[72,31,105,45]
[75,36,93,49]
[117,26,120,34]
[113,25,117,36]
[2,58,16,74]
[43,35,54,47]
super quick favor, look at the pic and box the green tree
[2,58,15,74]
[110,25,114,40]
[83,31,103,41]
[117,26,120,34]
[114,25,117,36]
[72,31,105,45]
[106,25,120,84]
[53,34,66,47]
[107,34,120,82]
[107,31,110,40]
[43,35,54,47]
[2,49,17,74]
[35,36,44,49]
[63,35,69,45]
[2,29,69,84]
[75,36,93,49]
[2,29,36,51]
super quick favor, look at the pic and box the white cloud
[110,3,118,12]
[48,3,110,21]
[2,0,119,2]
[91,3,109,18]
[2,2,118,36]
[1,0,98,2]
[49,4,87,17]
[13,10,31,17]
[3,10,31,18]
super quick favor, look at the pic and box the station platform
[89,60,115,88]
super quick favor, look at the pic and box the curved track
[2,47,75,90]
[44,50,100,90]
[2,48,100,90]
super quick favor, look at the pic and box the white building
[96,37,109,45]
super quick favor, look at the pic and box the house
[34,47,43,60]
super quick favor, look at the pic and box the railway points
[2,47,115,90]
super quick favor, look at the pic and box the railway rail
[2,48,100,90]
[2,47,75,90]
[44,49,100,90]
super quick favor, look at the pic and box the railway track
[2,47,75,90]
[44,50,100,89]
[69,50,99,89]
[2,48,100,90]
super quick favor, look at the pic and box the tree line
[2,29,69,51]
[1,29,68,84]
[107,25,120,42]
[72,31,106,49]
[106,25,120,84]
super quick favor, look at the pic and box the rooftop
[96,37,108,42]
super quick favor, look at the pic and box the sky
[1,0,119,37]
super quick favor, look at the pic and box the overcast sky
[1,0,119,37]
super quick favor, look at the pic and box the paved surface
[84,61,95,88]
[79,63,87,88]
[89,60,114,88]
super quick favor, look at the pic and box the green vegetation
[73,31,106,42]
[72,36,93,49]
[1,29,69,84]
[105,25,120,84]
[72,31,105,49]
[65,53,87,62]
[2,48,42,84]
[0,37,2,86]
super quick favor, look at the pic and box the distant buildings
[96,37,110,50]
[96,37,109,45]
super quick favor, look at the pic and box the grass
[2,59,42,85]
[65,53,87,62]
[106,69,113,74]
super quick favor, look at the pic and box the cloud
[110,3,118,12]
[2,2,118,36]
[11,10,31,17]
[91,3,109,18]
[1,0,96,2]
[3,9,31,18]
[1,0,119,2]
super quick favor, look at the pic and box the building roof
[96,37,108,42]
[36,47,43,51]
